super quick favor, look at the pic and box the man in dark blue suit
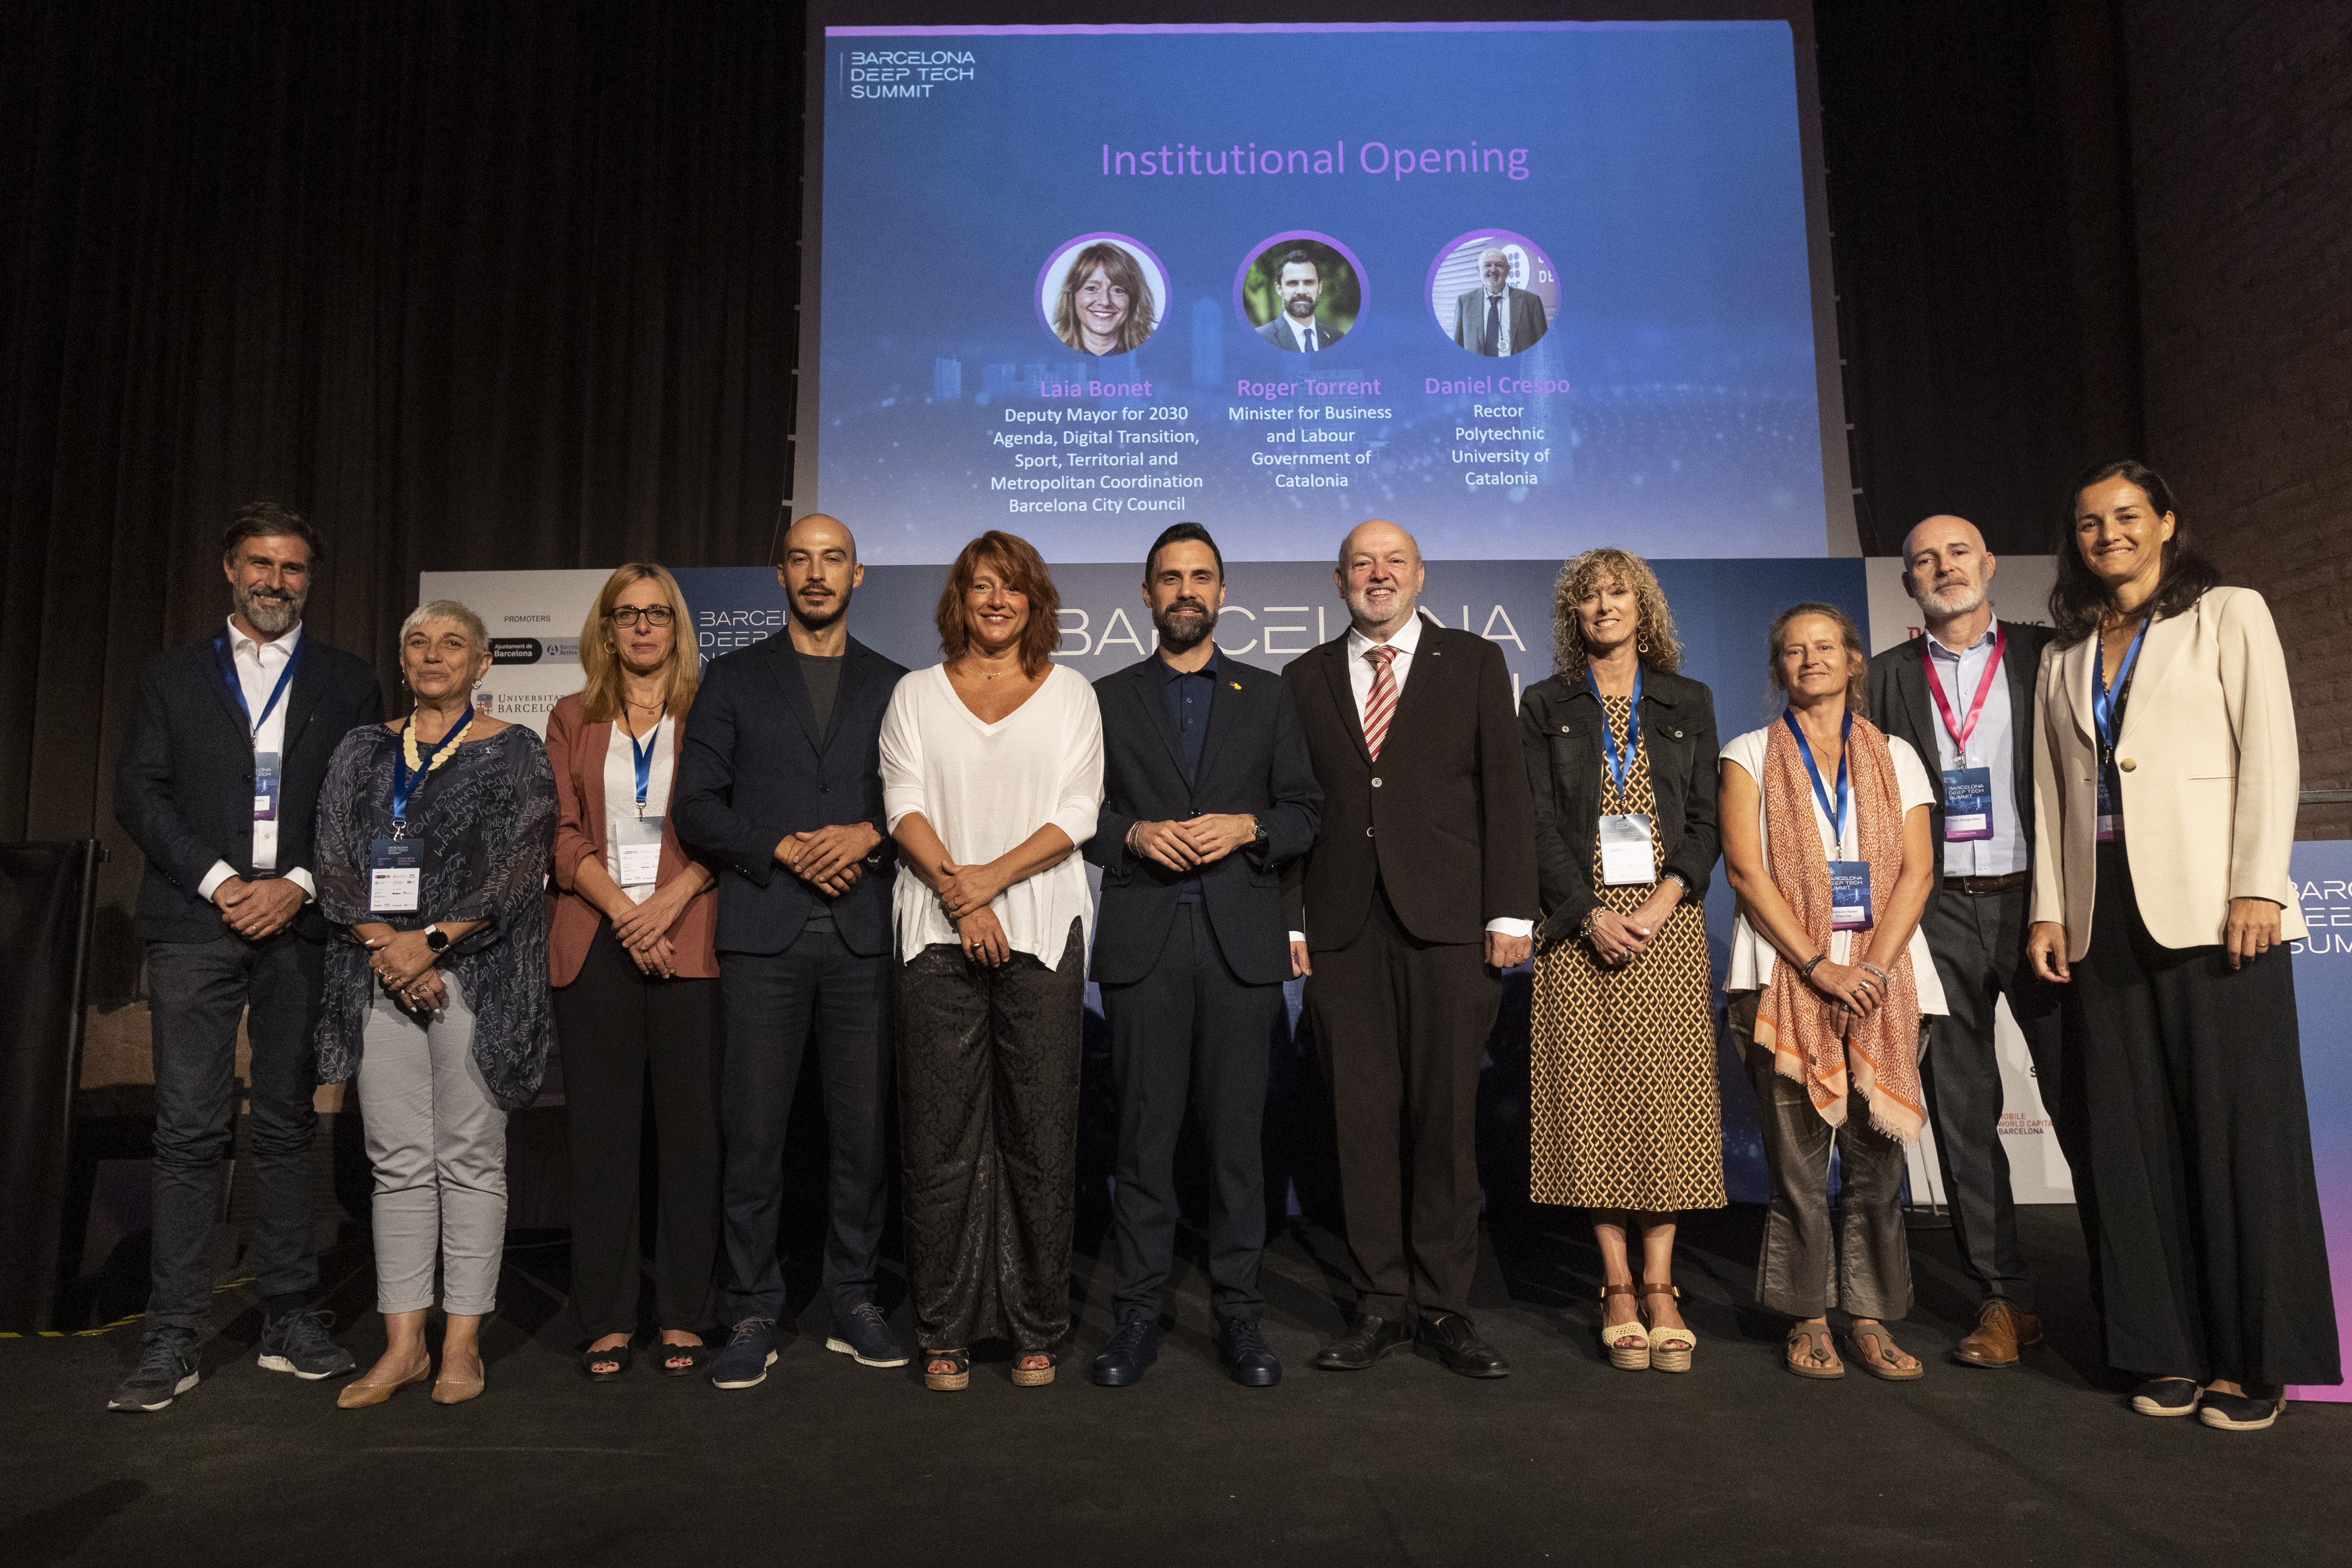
[1083,523,1322,1388]
[672,513,908,1389]
[109,503,384,1411]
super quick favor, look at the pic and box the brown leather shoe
[1952,1300,2043,1368]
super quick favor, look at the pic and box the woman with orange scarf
[1720,603,1943,1381]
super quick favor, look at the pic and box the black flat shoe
[579,1343,632,1381]
[654,1341,705,1377]
[2128,1377,2202,1418]
[1314,1314,1414,1371]
[1217,1317,1282,1388]
[1091,1316,1160,1388]
[2198,1388,2285,1431]
[1419,1314,1512,1379]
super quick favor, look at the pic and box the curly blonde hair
[1550,548,1684,681]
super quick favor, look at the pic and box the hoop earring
[1635,636,1651,655]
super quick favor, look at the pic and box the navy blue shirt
[1160,648,1220,902]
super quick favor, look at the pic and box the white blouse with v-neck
[878,661,1105,967]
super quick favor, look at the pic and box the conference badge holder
[1828,860,1875,932]
[370,837,422,914]
[613,814,664,891]
[1942,767,1993,841]
[1598,813,1657,887]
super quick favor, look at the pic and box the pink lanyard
[1921,627,2007,757]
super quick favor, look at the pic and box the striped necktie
[1362,644,1399,758]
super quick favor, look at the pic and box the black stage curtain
[0,842,101,1329]
[1,0,803,1001]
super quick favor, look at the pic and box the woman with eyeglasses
[543,565,722,1381]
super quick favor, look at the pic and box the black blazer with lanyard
[115,629,386,943]
[671,630,905,958]
[1082,652,1322,988]
[1865,619,2055,890]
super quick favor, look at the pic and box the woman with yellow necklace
[313,600,557,1407]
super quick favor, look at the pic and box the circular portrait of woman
[1427,230,1559,357]
[1038,234,1167,358]
[1235,232,1365,355]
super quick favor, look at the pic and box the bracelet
[1578,908,1602,940]
[1797,953,1827,981]
[1858,961,1892,985]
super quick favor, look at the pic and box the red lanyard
[1920,626,2007,756]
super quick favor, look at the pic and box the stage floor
[4,1205,2347,1566]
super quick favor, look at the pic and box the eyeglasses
[606,606,676,629]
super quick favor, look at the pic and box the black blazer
[1864,618,2053,888]
[1281,621,1539,950]
[1517,667,1721,951]
[1081,653,1322,988]
[113,630,385,943]
[671,630,905,958]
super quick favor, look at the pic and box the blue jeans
[144,931,324,1332]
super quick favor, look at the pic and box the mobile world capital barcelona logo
[840,50,977,100]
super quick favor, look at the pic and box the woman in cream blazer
[2027,461,2337,1433]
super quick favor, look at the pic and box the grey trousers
[1730,990,1915,1321]
[354,975,507,1315]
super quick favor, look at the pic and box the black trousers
[718,928,893,1324]
[552,921,721,1339]
[2068,839,2341,1386]
[1100,904,1283,1325]
[143,930,324,1332]
[898,919,1084,1353]
[1918,880,2076,1311]
[1304,887,1498,1321]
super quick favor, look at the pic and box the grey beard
[236,584,304,637]
[1153,603,1217,651]
[1917,580,1987,618]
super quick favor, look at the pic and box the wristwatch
[423,924,450,953]
[1248,815,1268,848]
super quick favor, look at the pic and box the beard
[1153,598,1217,651]
[235,580,304,637]
[1916,576,1987,618]
[792,583,852,631]
[1284,294,1317,321]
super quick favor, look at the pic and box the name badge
[2097,770,2118,842]
[1597,813,1657,887]
[1941,767,1993,841]
[1827,859,1874,931]
[612,815,664,893]
[253,751,282,821]
[370,837,421,914]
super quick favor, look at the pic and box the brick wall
[2123,5,2352,836]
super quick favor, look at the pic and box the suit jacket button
[1365,826,1375,838]
[1370,777,1382,788]
[1673,730,1684,739]
[1560,725,1570,734]
[2119,758,2136,771]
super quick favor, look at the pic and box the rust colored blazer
[546,691,720,984]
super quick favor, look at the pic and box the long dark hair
[2047,459,2218,645]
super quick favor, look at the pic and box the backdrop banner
[429,553,1853,1206]
[2288,838,2352,1402]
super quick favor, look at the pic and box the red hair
[935,531,1062,677]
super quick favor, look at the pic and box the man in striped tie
[1281,519,1539,1378]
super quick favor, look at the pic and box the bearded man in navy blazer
[672,513,910,1388]
[1082,523,1321,1389]
[1284,518,1537,1378]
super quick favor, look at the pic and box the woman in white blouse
[879,531,1104,1391]
[1719,603,1941,1383]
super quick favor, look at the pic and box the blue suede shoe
[825,1303,912,1368]
[708,1318,778,1390]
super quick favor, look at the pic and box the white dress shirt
[879,663,1105,967]
[1719,725,1947,1013]
[1276,315,1321,352]
[197,618,314,901]
[1287,612,1532,942]
[1921,617,2027,877]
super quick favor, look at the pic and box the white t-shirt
[602,714,674,903]
[878,663,1105,967]
[1719,722,1948,1014]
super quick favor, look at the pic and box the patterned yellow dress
[1530,694,1725,1212]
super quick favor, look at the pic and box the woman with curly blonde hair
[1518,548,1724,1373]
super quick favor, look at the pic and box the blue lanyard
[625,705,665,813]
[1589,664,1642,795]
[213,634,301,743]
[392,714,468,834]
[2092,620,2148,756]
[1784,710,1852,842]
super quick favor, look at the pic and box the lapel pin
[1230,680,1242,691]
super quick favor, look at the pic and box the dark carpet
[4,1202,2348,1566]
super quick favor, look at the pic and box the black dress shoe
[1313,1314,1414,1371]
[1090,1316,1160,1387]
[1217,1317,1283,1388]
[1420,1314,1512,1378]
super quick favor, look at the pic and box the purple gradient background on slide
[2288,839,2352,1401]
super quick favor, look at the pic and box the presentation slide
[810,20,1834,565]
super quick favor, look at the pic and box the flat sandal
[1786,1322,1843,1380]
[1849,1322,1924,1382]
